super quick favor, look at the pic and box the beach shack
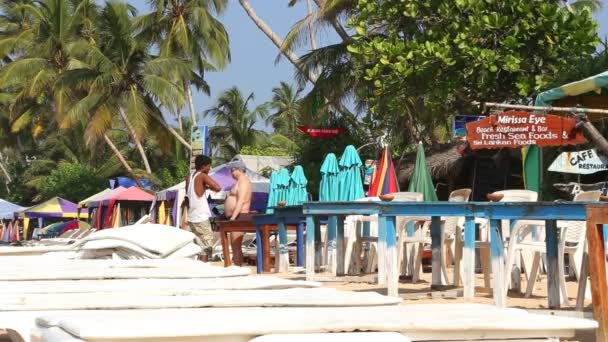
[88,187,154,229]
[15,197,86,240]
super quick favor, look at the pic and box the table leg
[277,218,289,273]
[490,219,505,307]
[314,217,323,271]
[297,222,304,267]
[306,216,316,280]
[463,216,476,299]
[545,219,560,310]
[382,215,398,297]
[336,215,345,276]
[221,229,231,267]
[261,226,271,273]
[431,215,442,288]
[327,216,338,276]
[378,214,387,285]
[586,206,608,342]
[255,224,263,273]
[603,224,608,276]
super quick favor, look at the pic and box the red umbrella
[369,146,400,196]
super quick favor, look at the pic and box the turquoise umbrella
[319,153,339,202]
[287,165,308,205]
[276,168,291,204]
[408,143,438,201]
[265,171,279,214]
[338,145,365,201]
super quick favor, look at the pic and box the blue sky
[126,1,608,128]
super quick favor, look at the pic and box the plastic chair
[507,190,601,306]
[343,197,381,275]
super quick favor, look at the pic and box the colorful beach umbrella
[338,145,365,201]
[287,165,308,205]
[368,146,400,196]
[319,153,339,202]
[408,143,438,202]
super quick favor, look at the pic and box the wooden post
[586,204,608,342]
[490,219,506,307]
[431,216,443,288]
[382,215,398,297]
[336,216,345,276]
[276,218,290,273]
[305,215,315,281]
[377,214,387,285]
[262,226,272,273]
[314,217,322,271]
[545,219,560,309]
[255,224,263,273]
[463,216,476,299]
[296,222,305,267]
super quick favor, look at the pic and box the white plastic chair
[343,197,381,275]
[473,189,539,289]
[507,190,601,306]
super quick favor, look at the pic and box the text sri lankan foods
[466,111,586,149]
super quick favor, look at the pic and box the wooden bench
[217,219,300,271]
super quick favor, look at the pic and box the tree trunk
[307,0,317,50]
[576,115,608,156]
[118,108,152,174]
[313,0,350,41]
[184,79,198,126]
[177,113,184,133]
[103,133,142,187]
[0,153,11,194]
[150,111,192,151]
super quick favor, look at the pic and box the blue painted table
[253,206,306,273]
[304,201,604,310]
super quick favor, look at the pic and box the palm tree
[567,0,603,12]
[204,87,268,160]
[266,82,302,140]
[135,0,230,127]
[57,1,191,175]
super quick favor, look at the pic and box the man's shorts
[188,220,214,257]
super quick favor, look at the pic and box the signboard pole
[190,125,209,171]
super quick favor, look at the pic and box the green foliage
[156,159,190,189]
[349,0,600,143]
[37,162,106,203]
[240,145,293,157]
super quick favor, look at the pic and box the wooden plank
[463,216,476,299]
[0,288,401,311]
[544,219,560,310]
[249,332,411,342]
[430,216,442,288]
[24,304,596,342]
[490,219,506,307]
[0,276,320,295]
[586,204,608,342]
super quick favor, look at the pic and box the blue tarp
[0,199,26,220]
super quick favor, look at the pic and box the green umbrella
[319,153,339,202]
[276,168,291,204]
[265,171,279,214]
[408,143,438,201]
[287,165,308,205]
[338,145,365,201]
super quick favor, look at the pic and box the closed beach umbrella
[276,168,291,204]
[288,165,308,205]
[338,145,365,201]
[369,145,400,196]
[408,143,438,201]
[319,153,339,202]
[266,171,279,214]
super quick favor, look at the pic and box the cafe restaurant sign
[466,111,586,149]
[298,126,346,138]
[548,149,608,175]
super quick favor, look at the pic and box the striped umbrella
[535,70,608,109]
[368,146,400,196]
[319,153,339,202]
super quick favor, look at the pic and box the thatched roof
[397,142,469,183]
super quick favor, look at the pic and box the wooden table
[217,219,301,270]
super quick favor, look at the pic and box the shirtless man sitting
[223,160,252,266]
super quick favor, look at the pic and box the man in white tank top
[185,155,221,261]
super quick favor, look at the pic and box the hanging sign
[190,125,209,170]
[548,149,608,174]
[466,111,586,149]
[298,126,346,138]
